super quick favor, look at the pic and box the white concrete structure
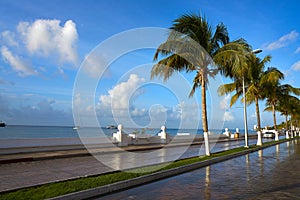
[253,125,258,131]
[275,131,279,141]
[112,124,130,147]
[223,128,230,137]
[230,131,235,139]
[292,126,295,137]
[113,125,170,146]
[256,131,262,146]
[158,125,167,143]
[286,131,290,139]
[204,132,210,156]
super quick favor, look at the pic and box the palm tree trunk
[290,115,293,130]
[272,103,277,130]
[201,71,210,156]
[202,77,208,133]
[285,115,288,130]
[255,97,261,131]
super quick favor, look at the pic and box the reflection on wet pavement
[95,139,300,200]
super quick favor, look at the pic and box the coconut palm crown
[265,83,300,130]
[152,13,229,156]
[214,38,286,132]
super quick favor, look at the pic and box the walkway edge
[48,139,291,200]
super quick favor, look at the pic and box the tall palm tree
[245,61,284,132]
[277,95,300,131]
[264,82,300,131]
[214,40,261,126]
[214,38,252,80]
[289,98,300,132]
[218,54,282,132]
[152,13,229,156]
[214,39,252,108]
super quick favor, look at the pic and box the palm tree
[277,95,300,131]
[289,98,300,132]
[214,39,252,106]
[152,13,229,156]
[214,38,252,79]
[218,54,282,133]
[264,82,299,131]
[214,39,257,125]
[245,61,284,132]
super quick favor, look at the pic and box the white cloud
[73,93,81,107]
[1,31,18,47]
[295,47,300,54]
[55,66,68,79]
[0,93,72,126]
[131,107,147,117]
[291,61,300,71]
[96,74,148,127]
[220,94,230,109]
[223,111,234,121]
[175,101,198,119]
[219,95,234,121]
[170,102,201,128]
[83,53,110,78]
[1,46,38,76]
[96,75,202,128]
[17,19,78,65]
[264,30,299,51]
[99,74,145,113]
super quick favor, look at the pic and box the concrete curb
[48,139,291,200]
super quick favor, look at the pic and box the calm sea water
[0,125,258,148]
[0,125,255,139]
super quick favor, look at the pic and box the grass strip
[0,138,292,200]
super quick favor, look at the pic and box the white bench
[177,132,191,136]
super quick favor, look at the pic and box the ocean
[0,125,255,148]
[0,125,246,139]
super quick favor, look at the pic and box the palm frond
[218,82,237,96]
[264,106,272,112]
[230,93,241,107]
[260,67,284,84]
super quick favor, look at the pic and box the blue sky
[0,0,300,130]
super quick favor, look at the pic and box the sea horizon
[0,124,257,140]
[0,124,259,149]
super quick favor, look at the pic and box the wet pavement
[95,139,300,200]
[0,137,285,192]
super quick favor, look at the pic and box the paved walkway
[0,136,263,192]
[0,136,285,193]
[96,139,300,200]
